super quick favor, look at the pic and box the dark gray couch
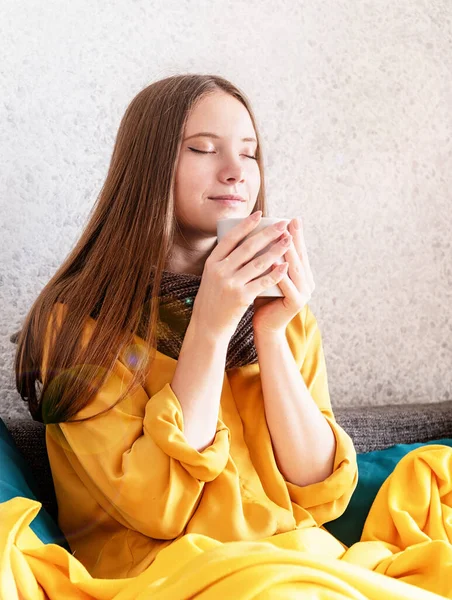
[3,401,452,524]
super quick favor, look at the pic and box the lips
[210,195,245,202]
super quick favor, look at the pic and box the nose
[218,155,245,184]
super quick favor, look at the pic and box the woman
[8,74,452,599]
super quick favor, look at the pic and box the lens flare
[121,343,150,371]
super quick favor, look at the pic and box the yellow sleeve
[284,305,358,526]
[49,373,230,540]
[44,306,230,540]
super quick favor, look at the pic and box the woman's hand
[192,212,294,342]
[252,217,315,335]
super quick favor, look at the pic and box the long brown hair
[13,73,268,424]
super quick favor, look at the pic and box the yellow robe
[2,302,452,599]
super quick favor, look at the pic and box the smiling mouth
[209,196,246,202]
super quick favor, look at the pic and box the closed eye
[188,148,257,160]
[188,148,214,155]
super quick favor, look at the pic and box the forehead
[184,91,256,138]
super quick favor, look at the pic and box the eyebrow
[183,132,257,143]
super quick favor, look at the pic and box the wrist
[189,310,232,348]
[253,326,287,344]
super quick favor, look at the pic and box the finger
[293,219,315,287]
[247,261,289,300]
[298,219,314,286]
[278,270,311,310]
[214,211,262,262]
[275,270,299,305]
[288,221,305,268]
[280,239,311,296]
[283,243,306,291]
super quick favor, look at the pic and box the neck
[165,236,218,276]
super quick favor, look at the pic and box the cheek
[175,158,212,207]
[178,156,213,188]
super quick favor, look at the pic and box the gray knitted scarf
[10,270,259,371]
[150,269,258,370]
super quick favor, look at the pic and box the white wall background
[1,0,451,419]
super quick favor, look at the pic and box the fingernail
[279,262,289,273]
[251,210,262,221]
[293,218,301,230]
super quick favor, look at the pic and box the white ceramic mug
[216,217,291,298]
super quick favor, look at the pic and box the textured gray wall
[1,0,451,419]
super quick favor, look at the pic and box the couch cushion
[4,400,452,537]
[0,417,69,549]
[334,400,452,452]
[3,418,59,521]
[324,437,452,547]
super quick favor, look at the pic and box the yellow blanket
[2,444,451,599]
